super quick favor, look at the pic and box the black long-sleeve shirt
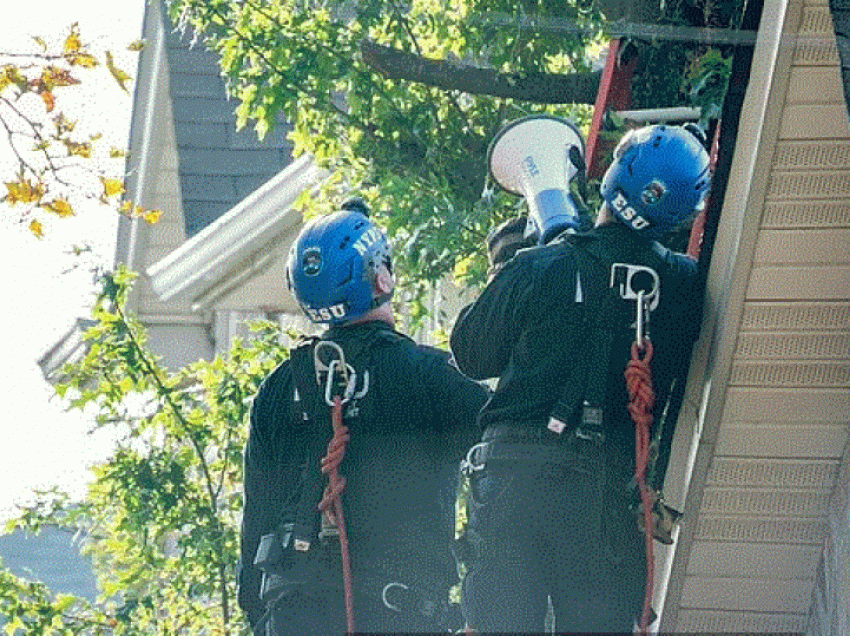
[238,321,488,627]
[450,222,702,467]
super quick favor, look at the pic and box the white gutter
[616,106,702,123]
[36,319,97,382]
[147,154,328,302]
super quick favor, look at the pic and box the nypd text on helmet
[353,227,384,257]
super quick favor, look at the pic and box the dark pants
[460,434,645,633]
[265,587,440,635]
[262,551,455,636]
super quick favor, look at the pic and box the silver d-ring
[381,581,409,612]
[461,441,488,475]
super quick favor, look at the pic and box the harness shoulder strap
[548,241,634,442]
[287,336,332,551]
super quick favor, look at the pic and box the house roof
[144,4,333,309]
[164,12,295,238]
[146,154,327,308]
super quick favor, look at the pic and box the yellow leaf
[43,198,75,218]
[53,112,77,134]
[63,140,93,158]
[42,66,81,88]
[119,200,133,213]
[68,52,99,68]
[127,39,146,52]
[100,177,125,198]
[64,30,82,54]
[32,36,48,50]
[109,147,126,158]
[0,65,26,94]
[29,219,44,238]
[143,209,162,224]
[41,90,56,112]
[4,179,45,205]
[105,51,132,92]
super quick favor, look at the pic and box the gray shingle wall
[164,20,294,237]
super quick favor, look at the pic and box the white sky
[0,1,146,520]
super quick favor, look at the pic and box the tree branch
[360,40,602,104]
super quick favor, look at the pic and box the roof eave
[146,154,328,305]
[36,318,98,384]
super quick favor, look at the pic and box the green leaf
[54,594,76,612]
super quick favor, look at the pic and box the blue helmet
[600,124,711,239]
[286,200,393,325]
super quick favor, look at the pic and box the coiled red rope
[625,339,656,635]
[319,395,356,633]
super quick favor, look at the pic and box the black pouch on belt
[255,522,315,603]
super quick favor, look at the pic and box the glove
[486,216,534,276]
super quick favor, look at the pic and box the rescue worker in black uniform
[450,124,711,633]
[238,200,489,635]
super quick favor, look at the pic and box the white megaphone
[487,114,586,244]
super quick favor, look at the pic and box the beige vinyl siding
[662,0,850,631]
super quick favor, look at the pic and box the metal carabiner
[322,359,351,405]
[314,340,370,406]
[314,341,353,405]
[314,340,348,386]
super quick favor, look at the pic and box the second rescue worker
[451,124,711,633]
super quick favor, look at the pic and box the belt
[483,422,584,443]
[256,563,460,633]
[461,424,602,476]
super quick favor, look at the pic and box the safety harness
[253,330,460,634]
[561,240,672,635]
[458,236,676,635]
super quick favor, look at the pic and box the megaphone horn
[487,115,586,244]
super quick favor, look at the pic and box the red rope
[625,339,656,636]
[319,396,356,633]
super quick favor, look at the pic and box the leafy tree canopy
[167,0,747,302]
[168,0,607,295]
[1,268,287,634]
